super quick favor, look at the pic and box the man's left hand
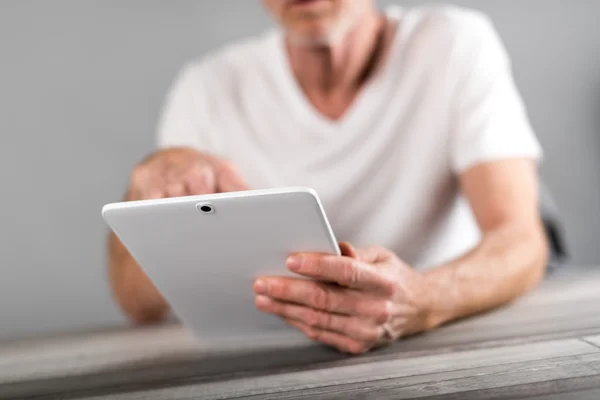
[253,243,434,354]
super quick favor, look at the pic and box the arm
[107,148,250,324]
[251,158,549,354]
[108,224,170,325]
[250,15,548,354]
[107,173,175,325]
[422,14,548,327]
[423,158,549,328]
[108,64,223,324]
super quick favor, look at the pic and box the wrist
[420,268,453,331]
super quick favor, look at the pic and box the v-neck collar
[270,5,405,136]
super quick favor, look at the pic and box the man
[108,0,548,355]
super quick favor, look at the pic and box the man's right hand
[127,147,250,201]
[109,147,249,324]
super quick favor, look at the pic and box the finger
[166,182,186,198]
[141,162,176,200]
[354,246,393,264]
[256,296,381,343]
[254,277,401,322]
[130,175,165,200]
[215,161,250,192]
[286,254,393,293]
[283,318,370,355]
[145,190,165,200]
[339,242,358,259]
[163,155,194,183]
[254,277,383,318]
[339,242,391,264]
[185,165,216,195]
[137,178,167,200]
[130,165,164,200]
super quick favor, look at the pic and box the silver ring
[381,323,394,341]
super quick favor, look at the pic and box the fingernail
[287,256,301,271]
[255,295,271,308]
[254,279,268,294]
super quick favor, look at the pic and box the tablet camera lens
[200,205,213,213]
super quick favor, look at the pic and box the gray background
[0,0,598,341]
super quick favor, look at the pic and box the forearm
[108,231,170,324]
[422,221,549,329]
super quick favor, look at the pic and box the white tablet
[102,187,340,345]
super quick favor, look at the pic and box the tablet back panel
[102,187,339,344]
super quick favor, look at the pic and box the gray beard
[281,13,360,48]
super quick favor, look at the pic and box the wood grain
[241,350,600,400]
[2,267,600,400]
[523,388,600,400]
[75,339,600,400]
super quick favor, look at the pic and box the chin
[288,30,334,47]
[286,20,350,47]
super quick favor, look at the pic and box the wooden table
[3,266,600,400]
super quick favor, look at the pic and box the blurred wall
[0,0,598,340]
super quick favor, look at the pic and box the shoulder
[400,5,500,44]
[174,30,278,93]
[396,5,508,67]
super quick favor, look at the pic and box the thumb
[354,246,392,264]
[339,242,359,258]
[340,242,390,264]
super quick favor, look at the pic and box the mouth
[287,0,329,8]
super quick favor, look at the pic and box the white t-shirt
[156,5,542,269]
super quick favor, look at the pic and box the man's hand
[127,147,249,201]
[110,146,250,324]
[253,242,432,354]
[253,159,547,355]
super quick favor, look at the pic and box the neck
[286,10,387,94]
